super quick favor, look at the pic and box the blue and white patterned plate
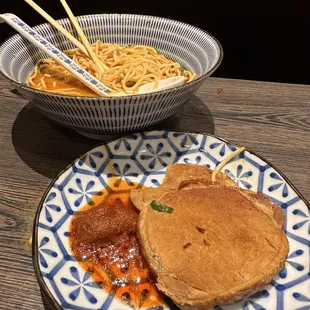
[33,130,310,310]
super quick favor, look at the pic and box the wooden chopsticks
[25,0,88,56]
[25,0,109,76]
[59,0,109,74]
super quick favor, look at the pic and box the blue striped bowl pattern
[33,130,310,310]
[0,14,223,138]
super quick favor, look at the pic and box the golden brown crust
[133,164,289,309]
[238,190,285,228]
[130,164,237,211]
[137,187,289,309]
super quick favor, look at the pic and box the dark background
[1,0,309,84]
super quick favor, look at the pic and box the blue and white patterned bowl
[0,14,223,139]
[33,130,310,310]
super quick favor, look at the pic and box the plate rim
[32,129,310,310]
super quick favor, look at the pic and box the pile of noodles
[28,41,196,96]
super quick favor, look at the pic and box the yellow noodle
[27,42,196,96]
[28,62,39,85]
[95,40,99,56]
[40,77,47,89]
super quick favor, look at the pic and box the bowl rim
[0,13,223,101]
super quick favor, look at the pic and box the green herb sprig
[150,200,174,213]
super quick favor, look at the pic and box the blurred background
[1,0,309,84]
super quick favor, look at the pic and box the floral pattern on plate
[34,130,310,310]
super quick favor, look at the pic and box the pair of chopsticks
[25,0,108,77]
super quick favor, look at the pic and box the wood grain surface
[0,77,309,309]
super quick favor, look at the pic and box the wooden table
[0,77,309,309]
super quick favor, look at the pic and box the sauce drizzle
[70,178,164,309]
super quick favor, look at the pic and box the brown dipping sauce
[70,180,164,309]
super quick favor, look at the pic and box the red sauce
[69,178,164,308]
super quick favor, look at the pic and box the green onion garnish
[150,200,174,213]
